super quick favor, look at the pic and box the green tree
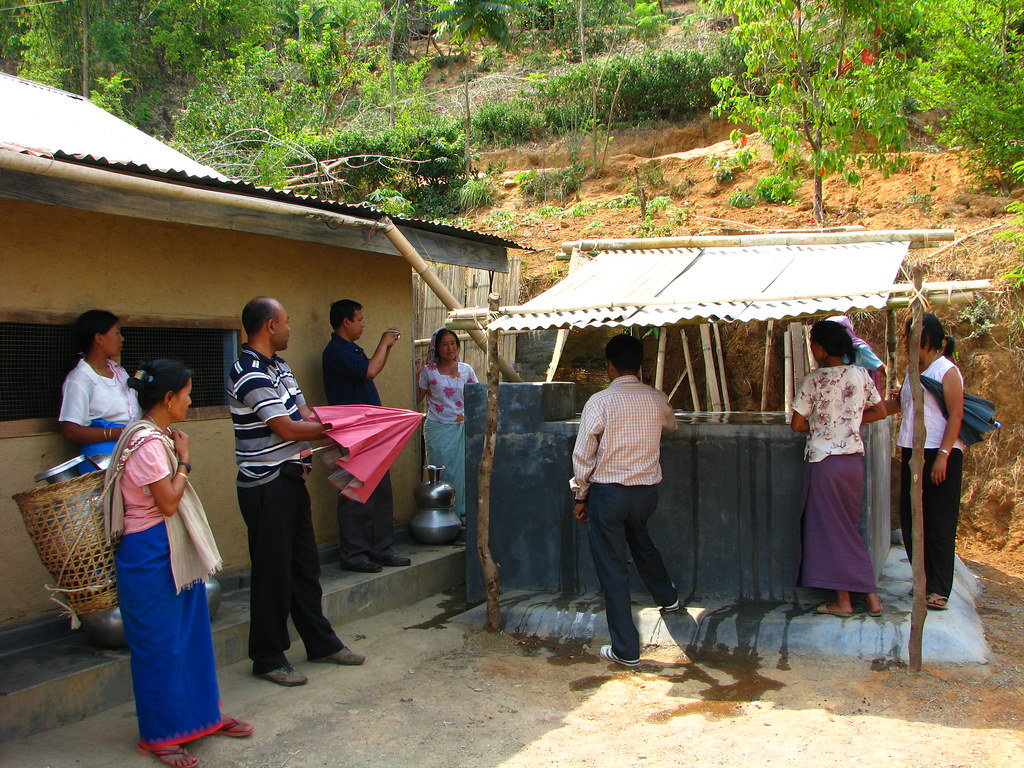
[433,0,522,175]
[915,0,1024,191]
[712,0,920,222]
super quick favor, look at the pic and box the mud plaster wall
[0,199,420,623]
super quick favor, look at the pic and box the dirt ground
[6,581,1023,768]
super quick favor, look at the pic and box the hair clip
[133,369,154,383]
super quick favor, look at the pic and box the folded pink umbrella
[312,405,424,502]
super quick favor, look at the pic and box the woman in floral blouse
[416,328,478,525]
[791,320,889,617]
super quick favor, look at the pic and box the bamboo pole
[667,367,688,402]
[560,229,956,253]
[680,328,700,411]
[790,324,806,384]
[383,222,521,382]
[699,325,722,411]
[655,328,668,391]
[477,293,502,632]
[908,266,928,672]
[783,330,794,413]
[804,324,815,373]
[712,324,730,410]
[886,309,897,397]
[761,320,774,411]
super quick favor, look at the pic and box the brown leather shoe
[310,647,365,665]
[256,665,308,686]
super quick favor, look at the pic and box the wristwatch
[574,498,587,505]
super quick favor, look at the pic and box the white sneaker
[660,599,680,613]
[599,644,640,668]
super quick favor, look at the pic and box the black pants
[238,467,343,674]
[899,447,964,598]
[336,471,396,567]
[586,483,677,661]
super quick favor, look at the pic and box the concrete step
[0,541,465,743]
[457,547,990,665]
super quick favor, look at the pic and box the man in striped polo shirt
[570,333,679,668]
[230,296,364,687]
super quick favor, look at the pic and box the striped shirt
[571,375,677,498]
[228,346,312,487]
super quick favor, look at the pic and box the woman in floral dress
[791,320,889,617]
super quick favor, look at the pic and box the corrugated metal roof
[489,241,910,330]
[0,73,522,250]
[0,73,227,180]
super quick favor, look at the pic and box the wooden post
[712,323,731,410]
[655,328,668,391]
[699,324,722,410]
[886,308,897,397]
[761,320,774,411]
[477,293,502,632]
[680,328,701,411]
[783,330,793,413]
[908,267,928,672]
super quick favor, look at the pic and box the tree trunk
[464,53,472,177]
[908,265,928,672]
[813,172,824,223]
[80,0,89,96]
[386,0,404,128]
[477,292,502,631]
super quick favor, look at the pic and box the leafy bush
[366,188,414,217]
[472,99,544,146]
[516,165,585,203]
[728,190,756,208]
[754,174,797,204]
[458,178,496,211]
[534,49,726,135]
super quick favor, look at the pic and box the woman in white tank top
[883,314,965,611]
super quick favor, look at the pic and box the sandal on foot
[814,602,854,617]
[215,717,254,738]
[926,594,948,611]
[136,744,198,768]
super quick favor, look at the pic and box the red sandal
[215,717,254,738]
[136,743,198,768]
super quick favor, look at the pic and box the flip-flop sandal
[814,602,854,617]
[926,594,949,611]
[214,718,254,738]
[136,743,199,768]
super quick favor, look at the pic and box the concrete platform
[457,546,990,665]
[0,541,465,743]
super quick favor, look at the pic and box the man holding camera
[322,299,411,573]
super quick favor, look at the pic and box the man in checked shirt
[569,333,680,668]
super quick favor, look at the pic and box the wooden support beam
[699,324,722,411]
[783,330,794,414]
[680,328,700,411]
[761,320,774,412]
[561,229,956,253]
[712,323,730,410]
[655,329,668,391]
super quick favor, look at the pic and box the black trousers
[238,467,343,674]
[899,447,964,598]
[336,471,396,567]
[586,483,677,661]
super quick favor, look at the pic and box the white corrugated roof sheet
[0,73,226,180]
[489,241,910,330]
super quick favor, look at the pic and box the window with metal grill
[0,317,238,424]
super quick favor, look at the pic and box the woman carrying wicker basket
[104,360,252,768]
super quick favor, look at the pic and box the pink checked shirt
[571,375,677,498]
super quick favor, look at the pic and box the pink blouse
[121,438,172,534]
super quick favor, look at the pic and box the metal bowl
[34,455,92,484]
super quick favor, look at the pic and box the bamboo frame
[680,328,700,411]
[712,324,730,410]
[699,325,722,411]
[560,229,955,253]
[761,320,774,411]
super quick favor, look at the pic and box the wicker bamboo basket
[13,470,118,615]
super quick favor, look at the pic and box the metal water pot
[410,465,461,544]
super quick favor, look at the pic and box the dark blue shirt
[322,333,381,406]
